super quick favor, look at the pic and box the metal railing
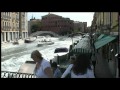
[1,71,36,78]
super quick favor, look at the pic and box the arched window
[5,22,6,30]
[5,22,6,27]
[9,23,10,30]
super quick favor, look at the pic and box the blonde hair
[31,50,43,59]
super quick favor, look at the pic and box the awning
[94,35,116,49]
[70,48,91,54]
[97,34,107,40]
[73,38,91,50]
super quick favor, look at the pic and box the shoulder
[41,59,51,69]
[68,64,73,67]
[42,59,50,65]
[86,68,95,78]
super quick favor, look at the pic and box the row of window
[2,22,19,28]
[42,20,73,24]
[42,27,72,30]
[42,16,61,20]
[1,12,20,21]
[42,25,72,27]
[2,12,11,17]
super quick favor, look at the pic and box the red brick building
[41,14,74,35]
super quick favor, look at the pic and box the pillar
[4,32,6,42]
[15,32,17,39]
[14,32,15,40]
[24,32,26,38]
[1,33,3,42]
[10,32,12,41]
[8,32,10,41]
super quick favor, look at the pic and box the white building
[1,12,28,42]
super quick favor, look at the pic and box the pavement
[95,52,114,78]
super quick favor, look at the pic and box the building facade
[83,22,87,33]
[1,12,28,42]
[91,12,119,78]
[91,12,118,36]
[74,21,87,33]
[74,21,81,32]
[91,13,97,33]
[41,14,74,35]
[86,26,91,33]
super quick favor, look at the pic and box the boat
[24,39,32,43]
[24,37,36,43]
[37,40,54,47]
[52,47,69,63]
[12,38,19,45]
[13,41,19,45]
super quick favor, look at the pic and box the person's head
[69,56,76,64]
[51,62,58,70]
[31,50,43,62]
[72,54,91,75]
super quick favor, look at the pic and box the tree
[31,21,42,33]
[31,24,39,33]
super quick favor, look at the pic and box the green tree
[31,24,39,33]
[31,21,42,33]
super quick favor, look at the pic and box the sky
[28,12,94,27]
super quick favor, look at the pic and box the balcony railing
[1,71,36,78]
[3,26,6,30]
[6,26,11,29]
[2,15,11,20]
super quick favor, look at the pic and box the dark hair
[72,54,91,75]
[31,50,43,60]
[70,56,76,61]
[51,62,57,68]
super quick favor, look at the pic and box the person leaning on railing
[31,50,53,78]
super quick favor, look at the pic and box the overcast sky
[28,12,94,27]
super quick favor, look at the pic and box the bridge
[30,31,59,37]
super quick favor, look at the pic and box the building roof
[43,13,62,18]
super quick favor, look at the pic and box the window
[13,23,14,29]
[5,22,6,27]
[3,22,4,27]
